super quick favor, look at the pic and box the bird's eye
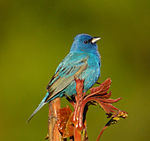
[84,40,88,44]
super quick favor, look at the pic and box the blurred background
[0,0,150,141]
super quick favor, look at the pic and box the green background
[0,0,150,141]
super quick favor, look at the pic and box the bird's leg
[65,95,75,106]
[96,81,101,85]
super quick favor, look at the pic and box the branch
[48,98,61,141]
[47,78,128,141]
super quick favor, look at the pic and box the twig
[96,126,108,141]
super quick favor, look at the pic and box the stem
[74,128,82,141]
[96,126,108,141]
[48,98,61,141]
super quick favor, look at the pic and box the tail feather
[27,92,49,123]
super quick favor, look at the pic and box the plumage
[28,33,101,122]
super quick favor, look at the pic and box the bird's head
[70,34,101,54]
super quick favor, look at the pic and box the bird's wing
[45,53,88,102]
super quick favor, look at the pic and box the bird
[28,33,101,122]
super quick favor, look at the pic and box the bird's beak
[91,37,101,44]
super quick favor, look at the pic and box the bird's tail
[27,92,49,123]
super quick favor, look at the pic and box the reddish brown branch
[47,78,127,141]
[48,98,61,141]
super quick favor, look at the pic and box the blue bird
[28,34,101,122]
